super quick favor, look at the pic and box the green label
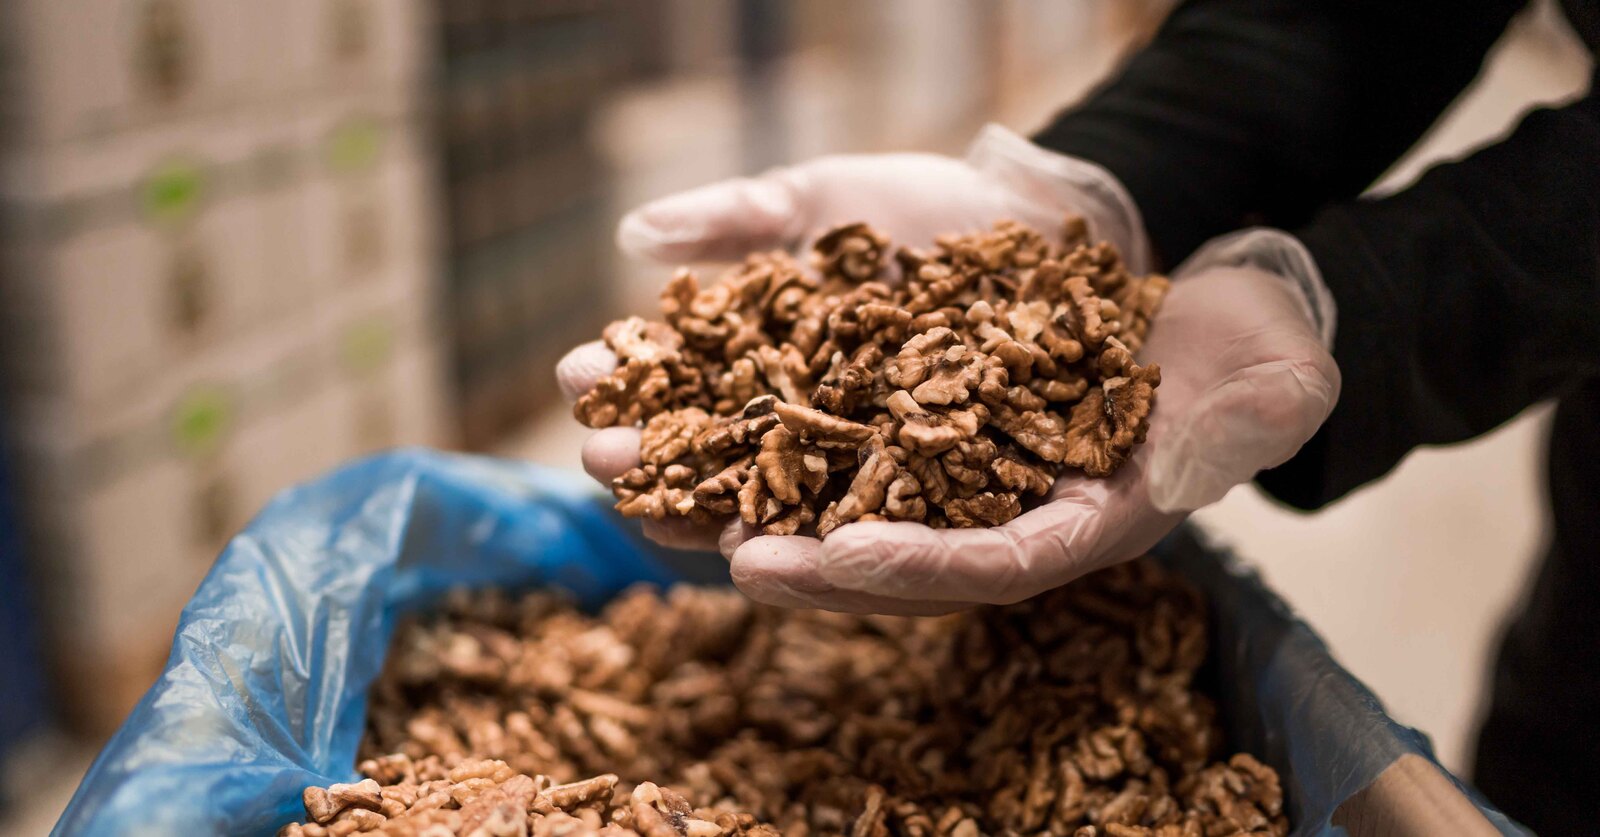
[143,160,205,223]
[326,118,383,173]
[340,318,394,375]
[171,385,232,457]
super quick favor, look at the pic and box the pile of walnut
[279,560,1287,836]
[574,218,1168,537]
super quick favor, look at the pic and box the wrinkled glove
[727,228,1339,614]
[559,127,1338,613]
[612,123,1152,273]
[560,125,1150,550]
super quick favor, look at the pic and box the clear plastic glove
[727,229,1339,614]
[611,123,1152,274]
[560,130,1337,612]
[560,125,1150,552]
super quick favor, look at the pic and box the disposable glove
[612,123,1152,273]
[556,131,1331,611]
[725,228,1339,614]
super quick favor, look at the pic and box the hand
[561,125,1151,554]
[729,230,1340,614]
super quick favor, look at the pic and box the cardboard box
[6,0,131,144]
[6,0,254,145]
[24,164,273,407]
[324,337,453,457]
[3,0,419,148]
[45,222,167,405]
[1,303,454,731]
[73,455,206,645]
[2,98,429,408]
[256,171,318,317]
[0,0,439,740]
[244,0,425,104]
[227,385,352,526]
[294,98,430,295]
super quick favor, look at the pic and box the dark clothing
[1260,97,1600,508]
[1037,2,1599,833]
[1474,380,1600,835]
[1037,0,1596,270]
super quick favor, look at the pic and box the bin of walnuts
[279,220,1287,837]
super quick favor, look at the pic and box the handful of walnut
[575,218,1169,537]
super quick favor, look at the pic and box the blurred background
[0,1,1590,831]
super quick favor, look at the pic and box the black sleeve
[1256,89,1600,509]
[1034,0,1525,268]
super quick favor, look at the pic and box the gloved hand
[727,228,1340,614]
[610,123,1152,273]
[559,125,1338,613]
[560,124,1151,551]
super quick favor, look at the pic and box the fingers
[588,444,725,552]
[1140,264,1341,514]
[729,536,975,615]
[556,341,618,403]
[730,494,1120,607]
[581,428,641,484]
[819,510,1097,604]
[718,519,760,560]
[640,517,725,552]
[1147,352,1339,513]
[617,168,809,263]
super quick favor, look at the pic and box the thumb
[556,340,618,402]
[1147,354,1338,513]
[617,167,811,263]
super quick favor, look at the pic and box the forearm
[1257,92,1600,509]
[1036,0,1523,267]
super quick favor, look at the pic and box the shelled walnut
[574,218,1169,536]
[278,559,1287,836]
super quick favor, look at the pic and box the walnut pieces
[302,779,383,825]
[1064,349,1163,478]
[277,559,1287,837]
[943,492,1022,528]
[814,222,890,282]
[574,218,1168,537]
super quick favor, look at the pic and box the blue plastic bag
[54,449,1524,836]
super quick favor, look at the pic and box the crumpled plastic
[1161,527,1526,836]
[53,449,1524,836]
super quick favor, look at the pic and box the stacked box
[0,0,447,734]
[432,1,628,449]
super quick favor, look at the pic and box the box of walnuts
[54,219,1520,837]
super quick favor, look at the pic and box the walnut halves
[301,558,1288,837]
[573,218,1167,537]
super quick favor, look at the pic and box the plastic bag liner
[54,449,1525,836]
